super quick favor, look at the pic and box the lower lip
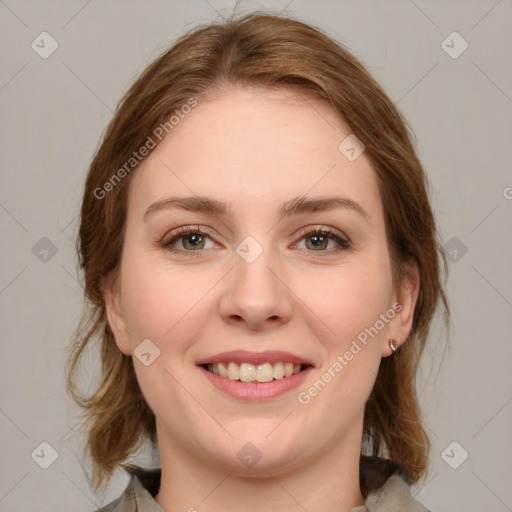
[199,365,312,401]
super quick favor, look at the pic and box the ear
[382,261,420,357]
[101,273,132,356]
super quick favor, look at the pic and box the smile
[204,361,304,383]
[196,350,314,400]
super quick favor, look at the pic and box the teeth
[206,361,303,382]
[239,363,256,382]
[227,362,239,381]
[218,361,228,378]
[273,361,284,379]
[256,363,274,382]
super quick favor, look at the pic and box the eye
[160,225,351,257]
[293,226,351,255]
[160,226,217,254]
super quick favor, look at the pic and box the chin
[201,424,310,474]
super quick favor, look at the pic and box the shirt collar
[108,458,430,512]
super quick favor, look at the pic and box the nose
[218,245,293,331]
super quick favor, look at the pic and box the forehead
[128,86,381,221]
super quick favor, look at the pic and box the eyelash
[159,225,351,257]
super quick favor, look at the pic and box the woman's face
[105,86,417,474]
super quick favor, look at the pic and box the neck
[154,426,365,512]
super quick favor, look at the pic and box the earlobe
[101,274,132,356]
[383,263,420,357]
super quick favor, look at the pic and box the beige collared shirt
[96,461,431,512]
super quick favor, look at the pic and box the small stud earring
[389,338,397,353]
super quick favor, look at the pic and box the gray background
[1,0,511,510]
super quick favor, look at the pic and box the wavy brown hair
[66,11,449,495]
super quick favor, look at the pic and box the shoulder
[94,467,162,512]
[361,457,432,512]
[365,473,432,511]
[95,461,433,512]
[94,478,136,512]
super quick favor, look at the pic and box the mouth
[196,350,314,401]
[201,361,310,383]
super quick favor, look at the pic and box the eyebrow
[143,195,369,222]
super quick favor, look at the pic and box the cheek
[312,258,392,407]
[118,253,206,346]
[308,260,393,345]
[299,268,390,419]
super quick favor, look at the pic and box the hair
[66,11,449,496]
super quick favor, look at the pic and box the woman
[67,11,449,512]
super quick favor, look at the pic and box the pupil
[310,235,325,248]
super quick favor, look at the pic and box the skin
[103,85,419,512]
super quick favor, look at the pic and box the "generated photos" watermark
[297,302,402,405]
[94,97,198,200]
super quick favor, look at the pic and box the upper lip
[196,350,315,367]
